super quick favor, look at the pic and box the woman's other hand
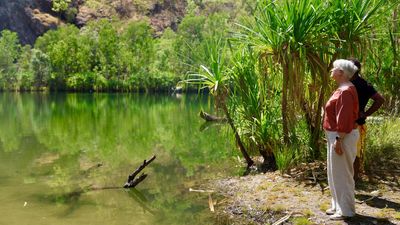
[333,140,343,155]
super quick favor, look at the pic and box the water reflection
[0,93,238,225]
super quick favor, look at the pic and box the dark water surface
[0,93,238,225]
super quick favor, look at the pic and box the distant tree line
[0,11,232,92]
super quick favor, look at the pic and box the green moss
[319,202,329,212]
[292,217,312,225]
[271,204,286,212]
[302,209,314,217]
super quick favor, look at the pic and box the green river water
[0,93,239,225]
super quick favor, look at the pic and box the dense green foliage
[181,0,400,169]
[52,0,72,12]
[233,0,395,165]
[365,117,400,172]
[0,4,235,92]
[0,0,399,170]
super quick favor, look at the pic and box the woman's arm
[364,92,384,117]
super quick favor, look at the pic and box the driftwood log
[199,110,227,122]
[124,155,156,188]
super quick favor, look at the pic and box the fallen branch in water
[200,110,227,122]
[124,155,156,188]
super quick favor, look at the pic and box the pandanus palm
[236,0,329,158]
[229,46,282,168]
[304,0,386,157]
[183,38,254,167]
[328,0,386,58]
[237,0,387,162]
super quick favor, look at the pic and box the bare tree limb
[124,155,156,188]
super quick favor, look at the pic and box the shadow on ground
[344,214,395,225]
[356,194,400,212]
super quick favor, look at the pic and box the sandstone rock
[25,7,62,34]
[0,0,188,44]
[0,0,56,45]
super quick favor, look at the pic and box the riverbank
[206,161,400,225]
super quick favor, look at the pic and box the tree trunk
[393,5,399,67]
[311,86,325,159]
[221,104,254,167]
[259,146,277,170]
[281,60,290,144]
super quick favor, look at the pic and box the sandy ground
[207,162,400,225]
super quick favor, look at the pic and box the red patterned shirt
[323,85,359,133]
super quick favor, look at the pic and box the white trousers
[326,129,359,217]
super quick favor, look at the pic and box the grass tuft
[291,217,312,225]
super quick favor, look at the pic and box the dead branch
[124,155,156,188]
[272,213,292,225]
[189,188,214,193]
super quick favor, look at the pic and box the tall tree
[0,30,21,89]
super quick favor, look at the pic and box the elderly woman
[323,59,360,220]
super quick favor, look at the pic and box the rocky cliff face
[0,0,187,45]
[0,0,61,44]
[73,0,187,34]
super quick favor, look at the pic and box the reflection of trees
[0,94,36,152]
[0,93,237,224]
[128,153,215,225]
[0,93,235,168]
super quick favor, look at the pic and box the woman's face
[331,67,344,82]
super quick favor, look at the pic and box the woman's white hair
[333,59,359,79]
